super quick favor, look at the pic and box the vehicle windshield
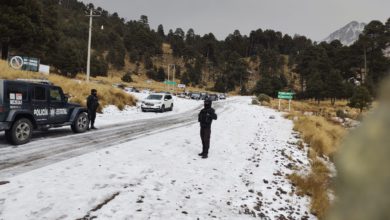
[146,94,163,100]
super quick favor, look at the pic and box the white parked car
[141,93,174,112]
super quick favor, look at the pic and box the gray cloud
[83,0,390,41]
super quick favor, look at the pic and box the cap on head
[91,89,97,95]
[204,99,212,108]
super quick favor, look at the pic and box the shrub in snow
[257,94,271,103]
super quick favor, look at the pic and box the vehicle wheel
[71,112,89,133]
[160,105,165,113]
[141,108,146,112]
[9,118,33,145]
[170,104,174,111]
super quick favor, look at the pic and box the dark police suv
[0,79,89,145]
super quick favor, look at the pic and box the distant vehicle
[141,93,174,112]
[124,87,133,93]
[200,92,208,100]
[112,83,126,89]
[141,89,151,94]
[124,87,140,93]
[0,79,89,145]
[208,94,219,101]
[219,94,226,100]
[190,93,201,100]
[177,93,186,98]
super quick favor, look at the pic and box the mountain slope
[323,21,366,46]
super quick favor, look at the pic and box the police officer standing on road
[198,99,217,159]
[87,89,99,130]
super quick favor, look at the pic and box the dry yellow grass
[0,60,136,111]
[291,115,346,158]
[261,98,349,219]
[270,99,361,120]
[285,113,345,219]
[289,159,331,219]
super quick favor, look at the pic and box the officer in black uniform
[198,99,217,159]
[87,89,99,130]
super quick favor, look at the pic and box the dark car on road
[190,93,201,100]
[208,94,219,101]
[200,92,208,100]
[0,79,89,145]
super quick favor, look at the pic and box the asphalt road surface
[0,101,228,179]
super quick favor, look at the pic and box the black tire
[170,104,174,111]
[160,105,165,113]
[9,118,33,145]
[71,112,89,133]
[141,108,146,112]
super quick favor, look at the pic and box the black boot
[198,152,205,156]
[201,154,208,159]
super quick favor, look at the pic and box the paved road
[0,101,228,179]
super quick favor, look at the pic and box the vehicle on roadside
[141,89,151,94]
[0,79,89,145]
[219,93,227,100]
[200,92,208,100]
[190,93,201,100]
[141,93,174,112]
[177,93,186,98]
[208,94,219,101]
[112,83,126,89]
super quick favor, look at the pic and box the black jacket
[198,107,217,128]
[87,95,99,112]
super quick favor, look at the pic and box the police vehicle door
[31,85,49,124]
[49,87,68,123]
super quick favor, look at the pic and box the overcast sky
[82,0,389,41]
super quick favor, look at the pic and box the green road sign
[278,95,293,100]
[164,80,177,85]
[278,92,294,96]
[278,91,294,100]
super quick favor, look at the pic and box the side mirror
[64,94,70,103]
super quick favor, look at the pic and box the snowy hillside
[0,97,316,219]
[323,21,366,46]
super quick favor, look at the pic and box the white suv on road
[141,93,174,112]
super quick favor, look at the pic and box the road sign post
[277,92,294,111]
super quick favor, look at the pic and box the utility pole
[167,64,170,91]
[166,64,176,93]
[86,8,100,82]
[363,46,367,83]
[172,64,176,94]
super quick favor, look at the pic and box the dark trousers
[200,127,211,155]
[88,110,96,128]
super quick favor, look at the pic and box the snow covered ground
[0,97,316,220]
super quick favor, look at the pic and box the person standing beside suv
[87,89,99,130]
[198,99,218,159]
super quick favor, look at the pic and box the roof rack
[16,78,53,85]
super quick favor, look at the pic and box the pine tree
[326,69,345,105]
[157,67,166,82]
[349,86,372,112]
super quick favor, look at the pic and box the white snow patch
[0,97,316,220]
